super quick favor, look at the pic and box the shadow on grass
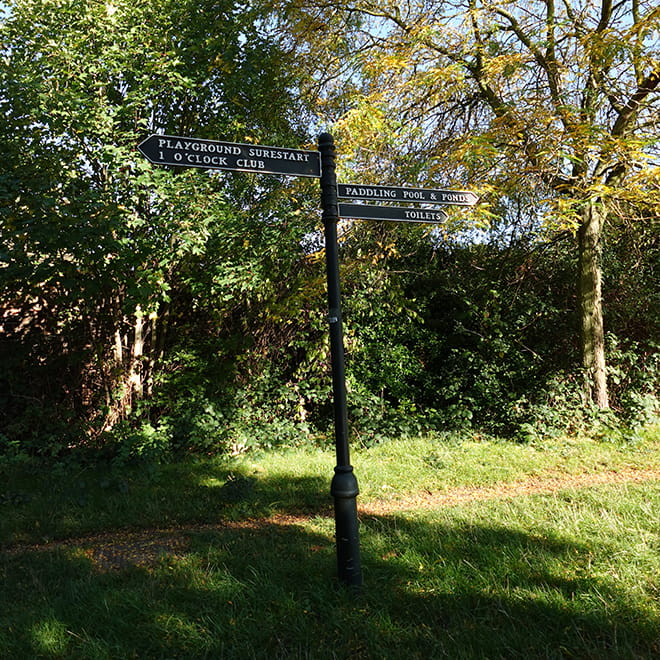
[0,459,331,546]
[1,471,658,659]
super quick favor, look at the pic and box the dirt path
[359,466,660,515]
[3,467,658,571]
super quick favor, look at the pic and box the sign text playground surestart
[138,135,321,177]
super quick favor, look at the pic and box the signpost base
[331,466,361,588]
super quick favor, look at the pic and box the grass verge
[1,426,658,658]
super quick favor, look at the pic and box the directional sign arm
[137,134,321,177]
[339,203,448,224]
[338,183,478,206]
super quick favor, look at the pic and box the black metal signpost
[318,133,363,588]
[138,131,477,591]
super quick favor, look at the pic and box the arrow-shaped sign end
[136,135,159,163]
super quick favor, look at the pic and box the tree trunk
[578,200,609,409]
[130,305,144,400]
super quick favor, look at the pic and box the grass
[1,425,659,658]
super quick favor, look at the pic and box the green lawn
[1,426,658,658]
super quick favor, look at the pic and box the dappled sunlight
[4,484,658,657]
[2,435,658,656]
[197,476,225,489]
[30,618,70,656]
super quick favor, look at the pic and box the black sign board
[338,183,478,206]
[138,134,321,178]
[339,203,448,224]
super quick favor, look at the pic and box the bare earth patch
[359,467,660,515]
[2,517,309,572]
[4,468,658,571]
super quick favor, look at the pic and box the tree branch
[611,67,660,137]
[596,0,613,33]
[491,3,580,139]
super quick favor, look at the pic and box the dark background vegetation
[0,0,658,464]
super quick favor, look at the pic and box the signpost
[138,131,477,591]
[339,203,448,224]
[138,134,321,177]
[319,133,362,589]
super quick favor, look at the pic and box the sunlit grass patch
[1,428,658,657]
[30,618,70,656]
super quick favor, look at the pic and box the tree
[275,0,660,408]
[0,0,315,452]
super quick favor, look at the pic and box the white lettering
[163,140,242,156]
[353,187,396,198]
[185,154,229,166]
[236,158,265,169]
[440,192,469,203]
[248,147,309,162]
[404,210,444,221]
[403,190,424,200]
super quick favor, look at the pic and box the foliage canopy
[0,0,657,459]
[274,0,660,408]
